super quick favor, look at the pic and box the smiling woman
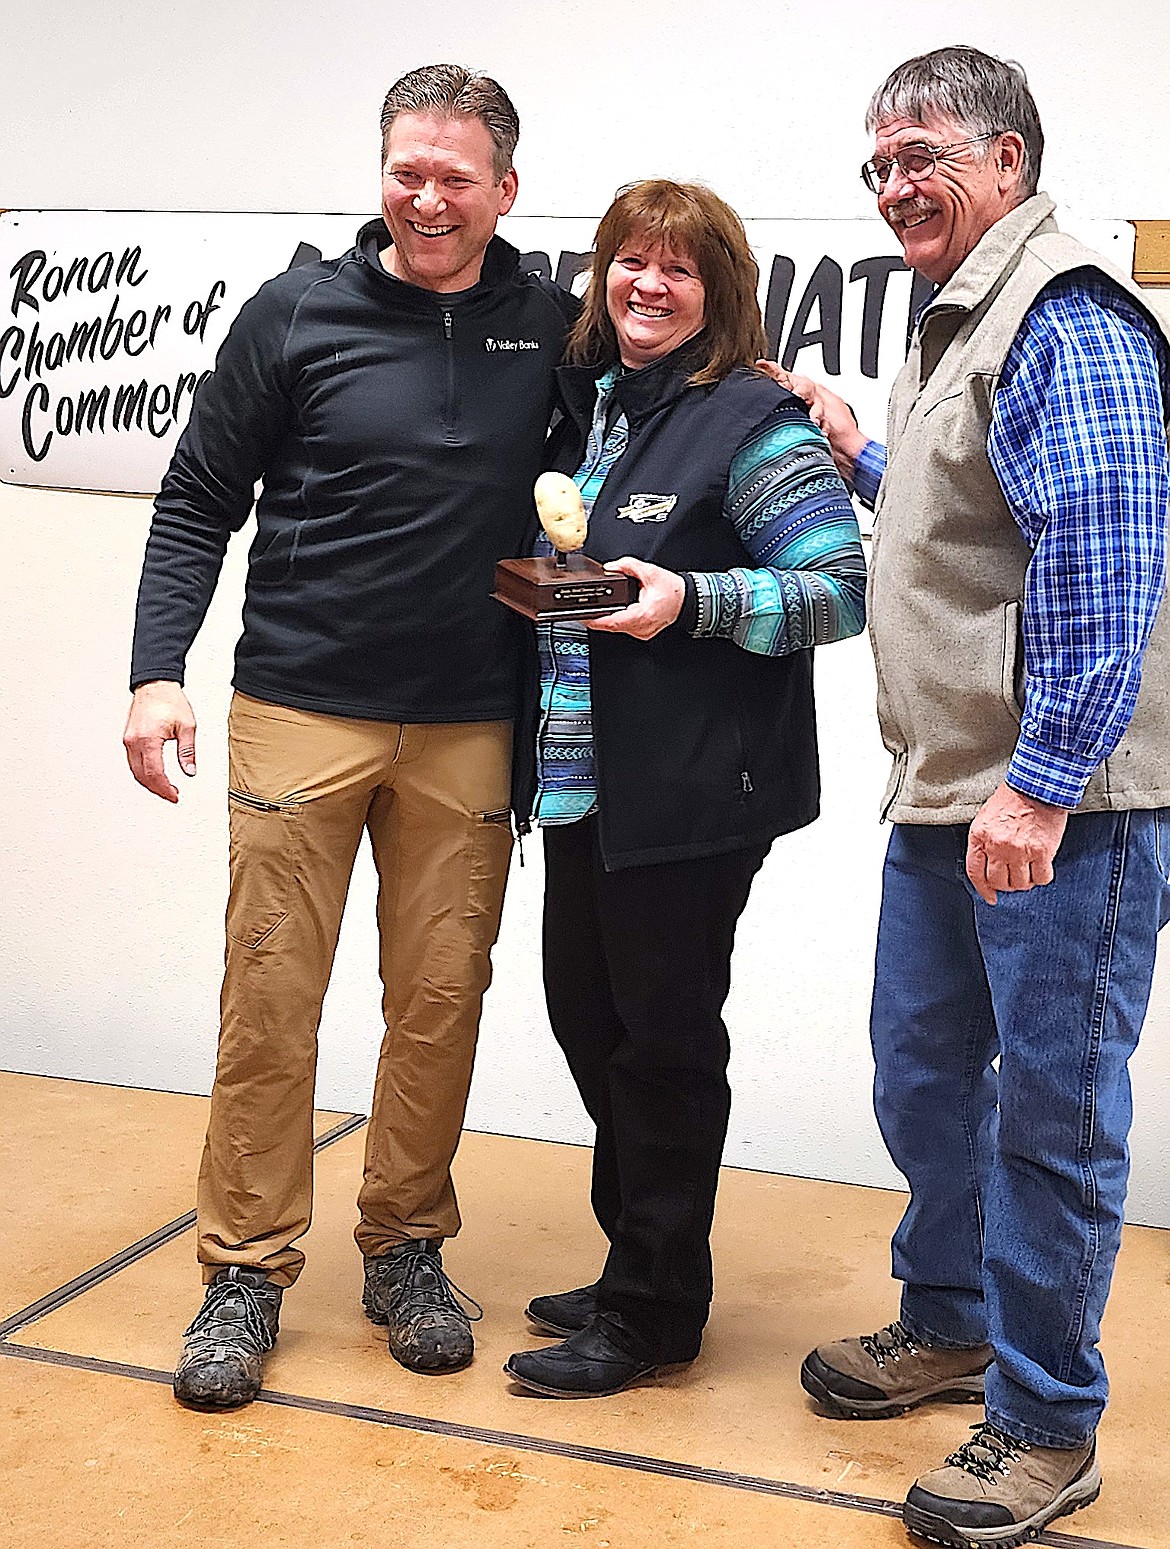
[605,243,706,368]
[503,178,867,1403]
[567,180,768,387]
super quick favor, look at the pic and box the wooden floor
[1,1072,1166,1549]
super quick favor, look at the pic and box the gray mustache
[888,198,936,222]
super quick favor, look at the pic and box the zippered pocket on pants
[228,788,304,814]
[226,790,304,948]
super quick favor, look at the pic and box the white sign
[0,209,1135,496]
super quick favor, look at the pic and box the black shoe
[363,1239,482,1374]
[173,1267,283,1411]
[504,1312,694,1398]
[525,1282,601,1336]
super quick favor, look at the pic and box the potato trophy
[492,472,637,621]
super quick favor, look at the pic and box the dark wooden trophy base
[492,553,637,621]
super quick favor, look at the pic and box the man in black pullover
[124,64,573,1410]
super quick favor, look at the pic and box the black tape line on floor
[0,1343,1136,1549]
[0,1112,367,1340]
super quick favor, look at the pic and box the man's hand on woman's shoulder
[755,360,870,489]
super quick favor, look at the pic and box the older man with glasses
[774,44,1170,1549]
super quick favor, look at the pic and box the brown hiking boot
[801,1319,991,1419]
[903,1422,1100,1547]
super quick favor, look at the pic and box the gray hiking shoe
[363,1239,481,1373]
[173,1266,282,1411]
[801,1319,991,1418]
[904,1422,1100,1547]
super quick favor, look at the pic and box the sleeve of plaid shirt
[680,401,867,655]
[852,438,887,510]
[991,274,1170,809]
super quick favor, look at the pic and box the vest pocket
[1000,600,1025,721]
[226,790,303,948]
[728,682,753,803]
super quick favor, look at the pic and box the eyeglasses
[860,134,1001,194]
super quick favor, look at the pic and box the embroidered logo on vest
[616,493,678,523]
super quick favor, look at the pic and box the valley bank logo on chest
[484,336,540,352]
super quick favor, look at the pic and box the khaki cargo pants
[197,692,513,1288]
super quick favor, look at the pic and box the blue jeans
[872,811,1170,1448]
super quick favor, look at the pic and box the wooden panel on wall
[1133,221,1170,286]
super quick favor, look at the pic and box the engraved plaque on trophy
[492,472,638,622]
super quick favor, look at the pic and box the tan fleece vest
[870,193,1170,824]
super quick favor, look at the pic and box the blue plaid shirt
[854,273,1170,809]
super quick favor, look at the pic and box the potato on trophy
[491,473,637,621]
[534,471,588,556]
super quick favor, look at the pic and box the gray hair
[380,64,519,182]
[866,46,1044,198]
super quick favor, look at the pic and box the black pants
[542,817,769,1361]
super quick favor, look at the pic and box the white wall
[3,0,1170,1224]
[6,1,1170,221]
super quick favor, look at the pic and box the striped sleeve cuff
[686,570,731,637]
[1006,732,1098,809]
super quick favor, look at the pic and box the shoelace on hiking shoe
[388,1246,484,1324]
[858,1319,922,1368]
[182,1277,277,1355]
[945,1422,1030,1481]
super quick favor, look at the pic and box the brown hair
[566,180,766,387]
[380,64,519,181]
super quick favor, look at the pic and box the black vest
[515,347,820,871]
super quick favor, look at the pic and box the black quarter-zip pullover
[131,222,575,722]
